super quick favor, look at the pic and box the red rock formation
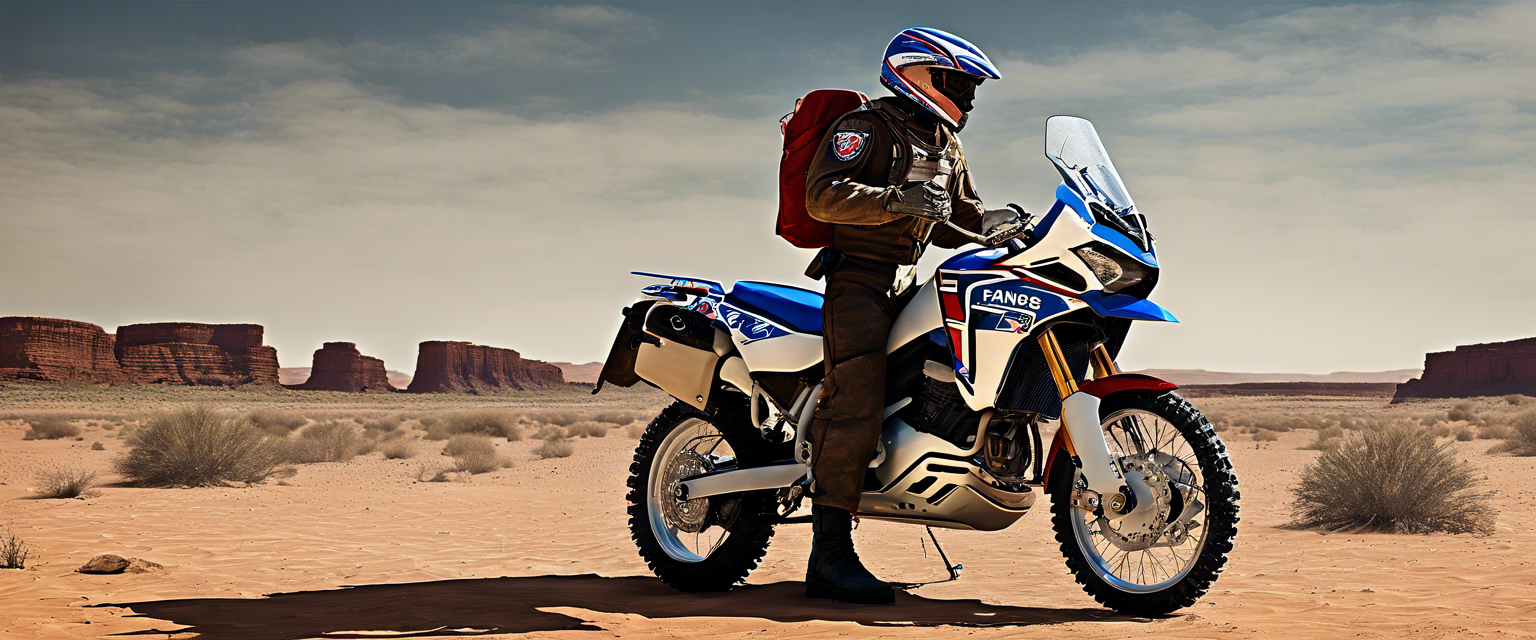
[294,342,395,392]
[406,341,565,393]
[0,317,128,384]
[1394,337,1536,401]
[115,322,279,386]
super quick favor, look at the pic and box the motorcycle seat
[725,281,824,335]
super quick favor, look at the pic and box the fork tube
[1037,329,1078,400]
[1090,344,1120,379]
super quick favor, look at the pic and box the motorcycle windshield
[1045,116,1135,215]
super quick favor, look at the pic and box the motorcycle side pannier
[632,304,726,410]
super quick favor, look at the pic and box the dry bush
[423,423,453,441]
[532,425,567,440]
[1429,423,1452,438]
[527,410,586,427]
[1252,429,1281,442]
[1289,425,1495,535]
[624,421,647,438]
[590,410,642,425]
[1503,394,1528,406]
[1,530,30,569]
[115,406,280,487]
[378,439,417,459]
[1455,427,1477,442]
[34,467,98,499]
[443,435,508,474]
[1476,423,1513,440]
[1447,402,1478,423]
[361,414,405,434]
[1491,410,1536,456]
[245,409,308,435]
[565,421,609,438]
[282,421,364,464]
[441,411,523,440]
[534,438,575,459]
[23,417,80,440]
[415,462,457,482]
[416,415,441,428]
[1300,426,1345,451]
[90,441,105,451]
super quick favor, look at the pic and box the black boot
[805,504,895,604]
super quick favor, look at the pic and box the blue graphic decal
[939,247,1007,271]
[1078,291,1178,322]
[1056,183,1094,224]
[719,303,792,344]
[631,271,725,295]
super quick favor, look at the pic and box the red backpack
[775,89,869,249]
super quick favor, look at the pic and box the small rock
[77,555,130,574]
[125,558,164,573]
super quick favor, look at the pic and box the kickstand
[892,526,963,590]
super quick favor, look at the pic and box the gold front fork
[1038,330,1122,401]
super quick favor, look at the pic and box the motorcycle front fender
[1050,392,1124,497]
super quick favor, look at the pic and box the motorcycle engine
[980,415,1037,487]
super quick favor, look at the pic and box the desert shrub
[378,439,417,459]
[442,435,506,474]
[90,441,105,451]
[1492,410,1536,456]
[532,425,567,440]
[23,418,80,440]
[1455,427,1477,442]
[1446,402,1477,423]
[416,415,441,428]
[591,410,642,425]
[34,467,98,499]
[565,421,609,438]
[1429,423,1452,438]
[534,438,575,459]
[115,406,280,486]
[245,409,308,435]
[1503,394,1528,406]
[442,411,523,440]
[1301,426,1345,451]
[528,410,585,427]
[361,414,405,434]
[423,423,453,441]
[1289,425,1495,535]
[283,421,364,463]
[624,421,647,438]
[1252,429,1281,442]
[1,530,30,569]
[1476,423,1513,440]
[415,462,457,482]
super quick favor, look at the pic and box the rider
[802,27,1017,604]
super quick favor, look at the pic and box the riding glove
[884,181,952,223]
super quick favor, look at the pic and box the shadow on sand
[98,574,1127,639]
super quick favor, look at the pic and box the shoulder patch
[830,131,869,162]
[835,118,875,133]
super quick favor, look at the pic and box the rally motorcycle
[595,116,1239,616]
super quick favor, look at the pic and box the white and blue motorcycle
[596,116,1239,616]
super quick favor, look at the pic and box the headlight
[1072,243,1158,296]
[1074,246,1123,287]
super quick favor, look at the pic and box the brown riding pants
[810,259,914,513]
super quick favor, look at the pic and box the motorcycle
[594,116,1239,616]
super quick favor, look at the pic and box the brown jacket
[805,98,986,266]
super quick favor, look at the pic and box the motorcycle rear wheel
[1049,390,1240,616]
[626,400,782,592]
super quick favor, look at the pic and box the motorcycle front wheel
[1049,390,1240,616]
[626,400,782,591]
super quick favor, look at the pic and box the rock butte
[0,317,128,384]
[294,342,395,392]
[116,322,279,386]
[1394,336,1536,401]
[406,341,565,393]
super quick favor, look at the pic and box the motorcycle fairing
[935,266,1086,411]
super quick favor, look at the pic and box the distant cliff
[292,342,395,392]
[406,341,565,393]
[1394,337,1536,401]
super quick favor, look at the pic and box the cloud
[225,4,662,78]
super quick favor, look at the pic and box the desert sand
[2,385,1534,640]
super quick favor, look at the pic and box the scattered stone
[76,555,130,574]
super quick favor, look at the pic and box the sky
[2,1,1533,374]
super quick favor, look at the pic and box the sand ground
[2,386,1534,639]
